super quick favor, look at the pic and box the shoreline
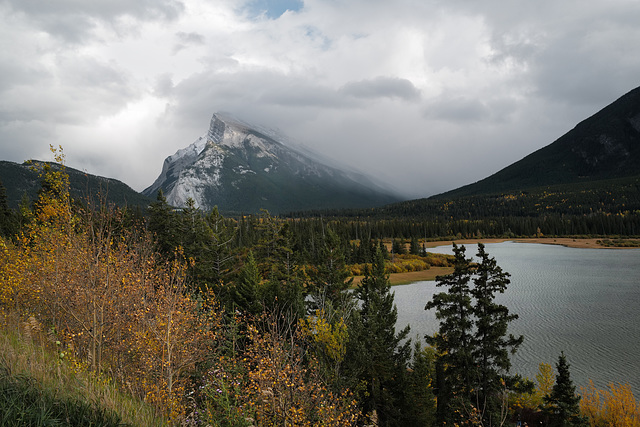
[422,237,638,250]
[382,237,638,286]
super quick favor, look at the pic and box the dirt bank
[424,237,640,249]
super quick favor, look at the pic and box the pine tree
[205,206,236,285]
[308,228,353,312]
[0,180,17,238]
[425,243,524,425]
[147,190,178,257]
[349,247,411,426]
[409,236,421,255]
[232,250,261,315]
[178,198,214,289]
[403,341,437,426]
[391,238,406,256]
[471,243,524,424]
[254,212,306,324]
[425,243,475,422]
[544,352,586,426]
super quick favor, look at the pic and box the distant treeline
[286,175,640,239]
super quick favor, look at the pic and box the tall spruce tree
[471,243,524,424]
[202,206,237,291]
[426,243,524,425]
[255,214,306,324]
[147,190,178,257]
[232,250,261,315]
[308,228,353,312]
[544,352,585,427]
[349,247,411,426]
[425,243,475,424]
[409,236,421,255]
[403,341,437,426]
[178,198,213,285]
[0,180,17,238]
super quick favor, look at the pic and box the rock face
[144,113,401,213]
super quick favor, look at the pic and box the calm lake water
[393,241,640,396]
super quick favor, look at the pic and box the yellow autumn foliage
[300,309,348,364]
[0,146,221,422]
[580,380,640,426]
[238,319,359,426]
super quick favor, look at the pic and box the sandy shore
[423,237,634,249]
[353,267,454,287]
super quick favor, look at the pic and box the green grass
[0,314,169,427]
[0,367,123,426]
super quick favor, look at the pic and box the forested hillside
[1,147,637,425]
[434,85,640,199]
[289,175,640,241]
[0,159,153,210]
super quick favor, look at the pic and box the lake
[392,241,640,396]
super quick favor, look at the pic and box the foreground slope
[144,113,402,214]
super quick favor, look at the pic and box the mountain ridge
[0,160,153,210]
[431,85,640,200]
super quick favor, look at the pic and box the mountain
[432,85,640,199]
[0,160,153,210]
[144,113,402,214]
[308,86,640,222]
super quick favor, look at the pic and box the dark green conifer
[392,238,406,255]
[409,236,421,255]
[403,341,437,426]
[308,228,353,312]
[0,180,17,238]
[232,250,261,315]
[426,243,475,422]
[204,206,237,285]
[426,243,524,425]
[471,243,524,424]
[147,190,178,257]
[349,248,411,426]
[544,352,586,427]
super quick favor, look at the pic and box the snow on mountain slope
[144,135,210,198]
[143,113,401,213]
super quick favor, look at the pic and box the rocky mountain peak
[143,113,400,213]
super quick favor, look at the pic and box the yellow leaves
[300,309,348,364]
[580,380,640,426]
[536,362,555,398]
[0,159,222,422]
[1,146,363,425]
[510,362,555,412]
[220,314,360,426]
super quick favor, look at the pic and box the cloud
[0,54,137,127]
[173,31,205,54]
[4,0,185,42]
[425,97,490,122]
[341,77,421,101]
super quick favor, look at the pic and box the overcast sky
[2,0,640,198]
